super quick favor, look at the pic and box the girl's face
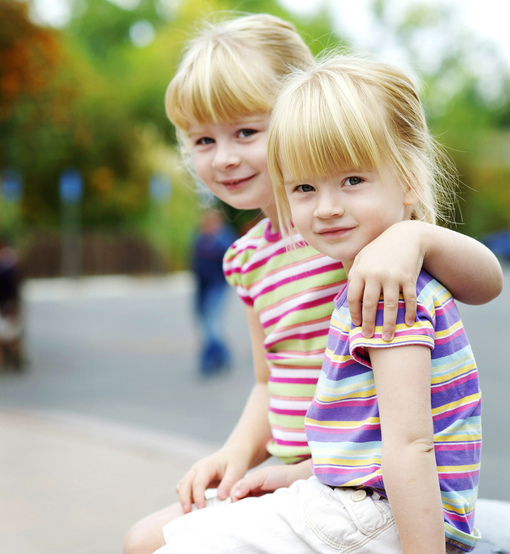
[284,166,417,271]
[187,114,277,221]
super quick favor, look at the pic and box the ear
[403,189,419,206]
[403,183,419,206]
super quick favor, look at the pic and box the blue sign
[150,173,172,203]
[1,169,23,202]
[60,168,83,204]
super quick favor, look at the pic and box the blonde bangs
[270,71,385,188]
[166,42,275,131]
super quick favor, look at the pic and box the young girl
[153,52,482,554]
[123,14,501,554]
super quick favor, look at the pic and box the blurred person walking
[191,208,237,376]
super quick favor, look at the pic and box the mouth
[317,226,354,239]
[219,174,256,190]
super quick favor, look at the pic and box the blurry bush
[1,0,510,276]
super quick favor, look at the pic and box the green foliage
[2,0,510,275]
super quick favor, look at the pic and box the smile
[317,227,354,239]
[220,175,256,190]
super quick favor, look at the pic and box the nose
[314,190,344,219]
[212,140,240,170]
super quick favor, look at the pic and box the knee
[122,503,184,554]
[123,521,155,554]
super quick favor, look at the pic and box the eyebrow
[283,178,301,188]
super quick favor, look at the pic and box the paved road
[5,274,254,446]
[0,267,508,552]
[4,269,510,499]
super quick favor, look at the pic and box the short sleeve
[349,296,436,368]
[222,219,269,307]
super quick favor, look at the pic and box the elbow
[384,436,436,457]
[459,267,503,305]
[410,437,435,454]
[475,255,504,305]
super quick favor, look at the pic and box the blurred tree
[3,0,509,275]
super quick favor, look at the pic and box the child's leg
[123,491,232,554]
[155,477,402,554]
[123,502,183,554]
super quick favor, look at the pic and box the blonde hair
[165,13,314,173]
[268,54,457,232]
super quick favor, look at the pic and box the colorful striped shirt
[305,270,481,551]
[223,218,346,463]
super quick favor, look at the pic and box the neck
[341,259,354,276]
[262,203,280,233]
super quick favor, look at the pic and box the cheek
[289,203,312,234]
[193,153,211,182]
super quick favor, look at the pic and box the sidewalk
[1,408,510,554]
[0,408,218,553]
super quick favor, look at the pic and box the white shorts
[154,476,402,553]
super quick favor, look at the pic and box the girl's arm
[348,221,503,340]
[177,304,272,512]
[369,344,445,554]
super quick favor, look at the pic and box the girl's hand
[176,446,251,513]
[348,220,504,341]
[348,223,422,341]
[230,460,312,502]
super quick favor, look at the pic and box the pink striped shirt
[223,218,346,462]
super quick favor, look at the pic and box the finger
[230,471,265,502]
[401,280,417,327]
[360,282,382,338]
[346,272,365,327]
[177,474,194,514]
[191,479,208,510]
[380,287,399,342]
[217,463,247,500]
[230,478,251,502]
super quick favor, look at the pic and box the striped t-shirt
[305,270,481,551]
[223,218,346,463]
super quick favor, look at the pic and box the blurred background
[0,0,509,552]
[1,0,510,272]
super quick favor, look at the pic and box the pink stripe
[435,326,466,345]
[439,470,479,479]
[240,244,293,274]
[434,298,456,316]
[270,408,307,416]
[432,371,478,393]
[432,399,480,422]
[447,511,475,523]
[270,378,319,385]
[307,423,379,434]
[265,329,329,349]
[434,442,481,451]
[254,265,340,303]
[263,296,336,330]
[319,398,377,408]
[273,440,308,447]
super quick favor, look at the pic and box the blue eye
[345,176,363,186]
[296,184,315,192]
[238,129,256,138]
[195,137,214,146]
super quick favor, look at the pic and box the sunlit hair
[165,13,314,174]
[268,53,458,234]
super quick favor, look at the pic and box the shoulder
[223,219,272,277]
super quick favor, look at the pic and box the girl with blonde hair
[124,15,501,554]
